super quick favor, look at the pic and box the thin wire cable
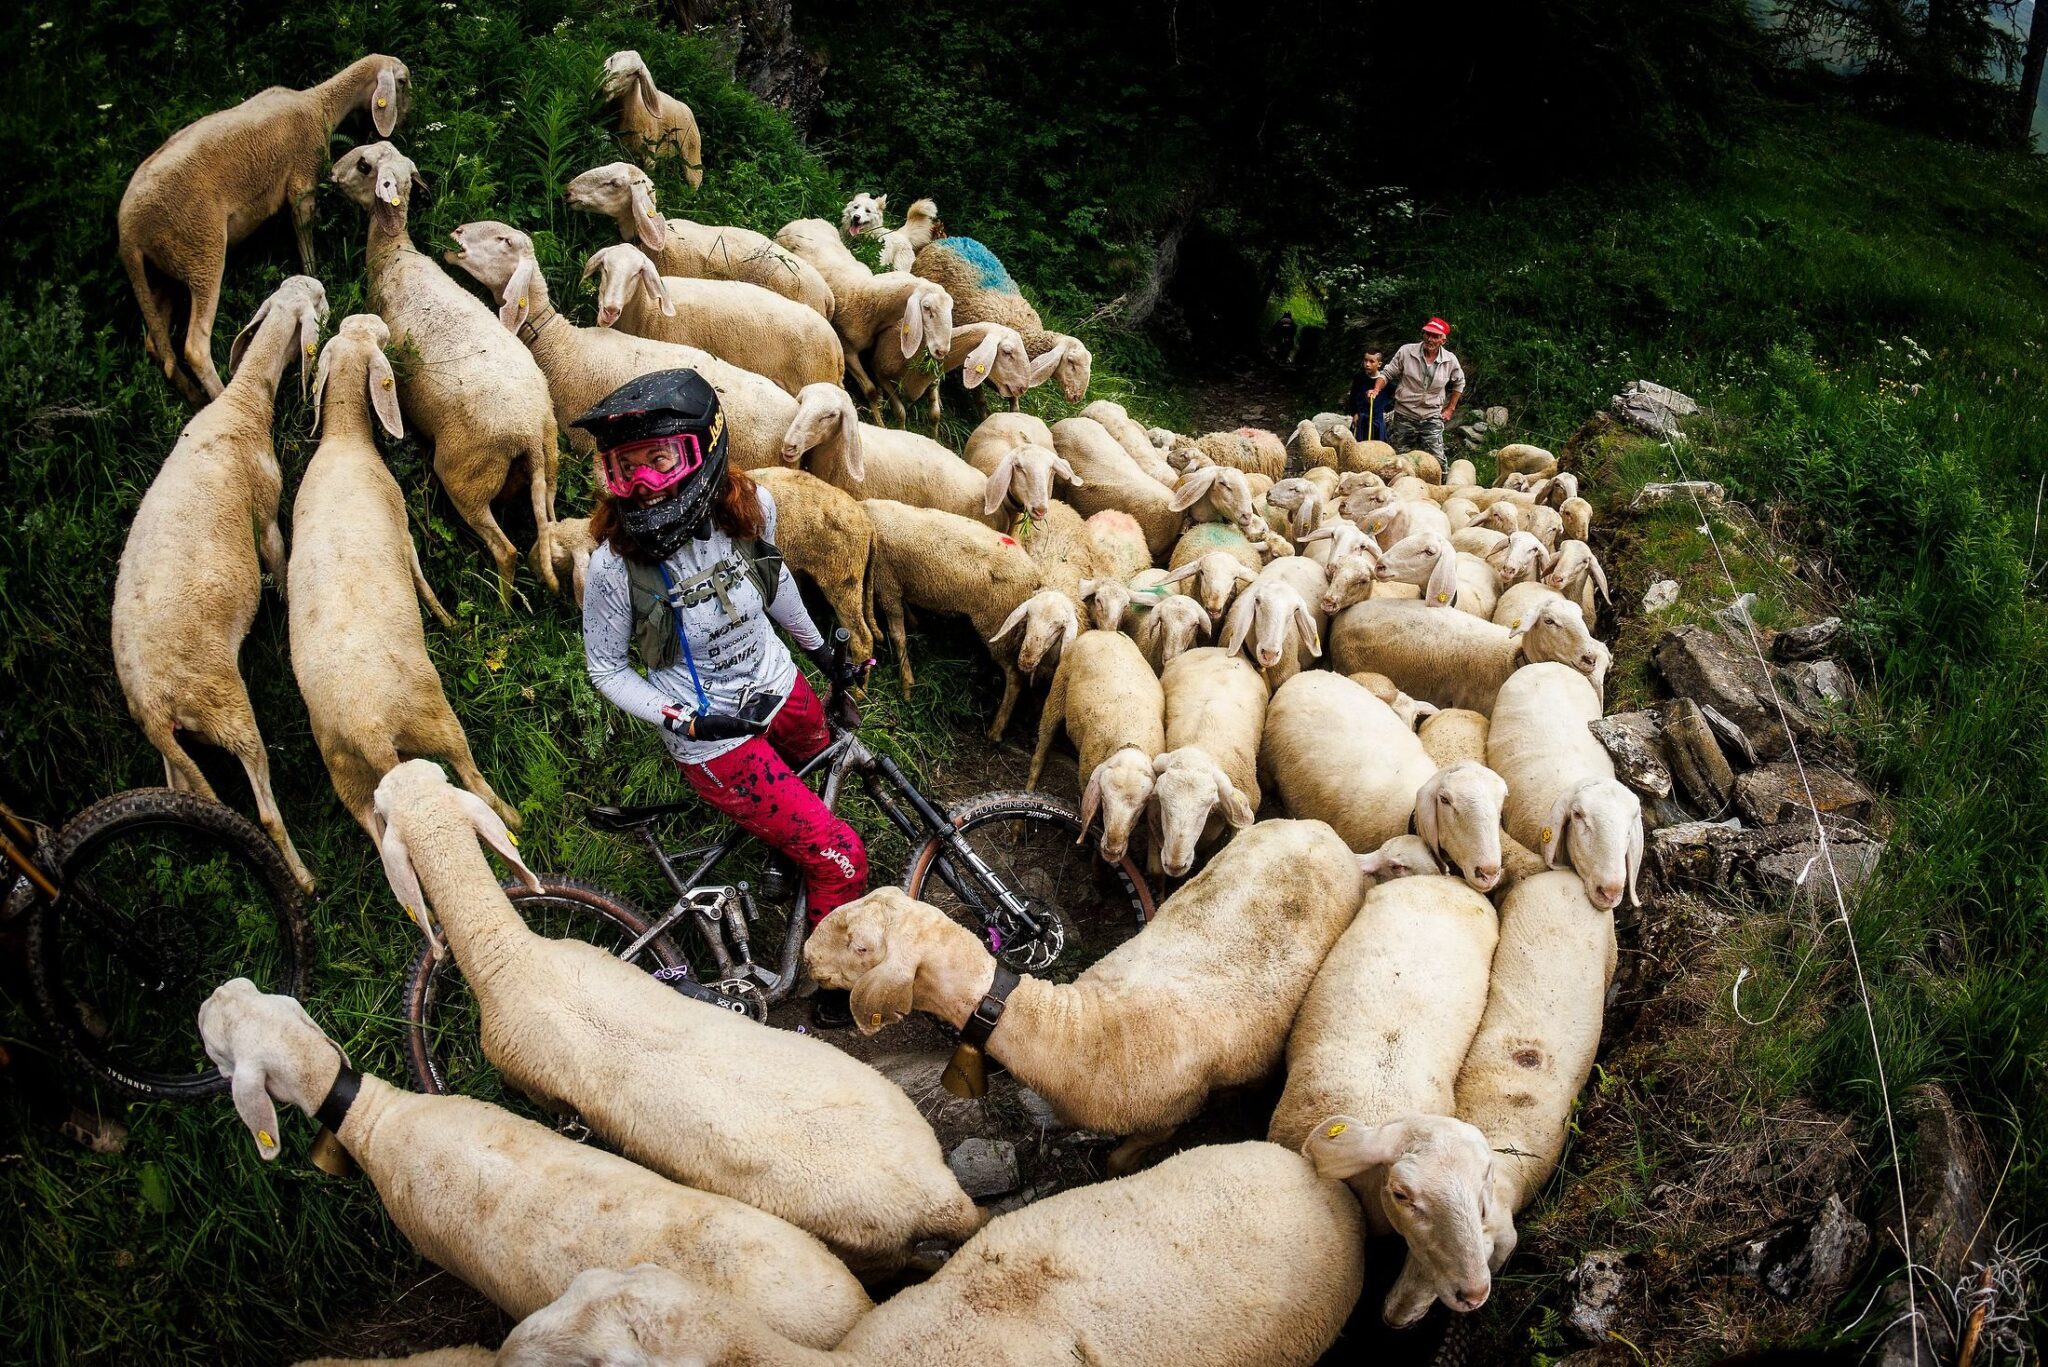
[1660,437,1922,1363]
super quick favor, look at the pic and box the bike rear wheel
[22,788,310,1101]
[902,789,1155,980]
[403,877,685,1104]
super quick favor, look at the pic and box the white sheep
[1220,555,1327,688]
[111,276,326,892]
[1151,648,1267,876]
[601,50,702,184]
[289,315,516,844]
[1542,538,1611,621]
[782,384,1008,525]
[1170,464,1263,537]
[197,979,867,1340]
[1259,673,1435,855]
[1129,582,1213,670]
[1162,549,1259,625]
[564,163,835,319]
[1455,871,1617,1219]
[331,147,557,599]
[1494,443,1559,479]
[501,1143,1361,1367]
[860,499,1076,738]
[750,467,881,662]
[1086,508,1154,583]
[371,760,982,1272]
[1275,876,1507,1325]
[1419,707,1490,768]
[583,243,843,395]
[1415,761,1511,893]
[962,410,1084,527]
[1358,834,1444,882]
[1082,399,1181,486]
[1051,415,1186,556]
[119,55,407,401]
[775,217,955,402]
[1487,662,1640,909]
[874,321,1054,431]
[1028,629,1166,862]
[1371,530,1466,608]
[913,238,1093,401]
[1328,596,1610,717]
[806,821,1362,1158]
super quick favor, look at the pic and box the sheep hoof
[1106,1128,1174,1178]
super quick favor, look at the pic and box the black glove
[660,702,772,741]
[803,640,866,690]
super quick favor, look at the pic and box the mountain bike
[404,630,1157,1097]
[3,787,310,1100]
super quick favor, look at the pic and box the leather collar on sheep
[315,1064,362,1134]
[939,963,1019,1099]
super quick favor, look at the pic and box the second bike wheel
[902,789,1156,981]
[403,876,686,1108]
[22,788,310,1101]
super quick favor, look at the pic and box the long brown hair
[591,464,765,564]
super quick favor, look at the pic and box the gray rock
[1648,819,1747,888]
[1734,762,1872,826]
[1641,578,1680,612]
[1564,1249,1636,1343]
[1698,702,1761,767]
[1014,1086,1065,1132]
[1872,1308,1955,1367]
[1485,405,1509,428]
[1783,659,1853,714]
[945,1137,1020,1198]
[1772,617,1843,661]
[1589,713,1673,800]
[1649,813,1879,901]
[1734,1193,1870,1300]
[1611,379,1699,438]
[1897,1084,1990,1285]
[1753,837,1883,904]
[1653,626,1811,761]
[1655,698,1736,813]
[1630,480,1725,509]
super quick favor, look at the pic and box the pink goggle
[601,433,703,498]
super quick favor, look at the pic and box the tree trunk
[2021,0,2048,142]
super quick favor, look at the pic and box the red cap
[1422,316,1451,336]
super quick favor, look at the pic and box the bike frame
[612,724,1043,1006]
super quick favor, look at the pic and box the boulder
[1653,626,1812,761]
[1641,578,1679,612]
[1589,713,1673,801]
[1734,762,1872,826]
[1563,1249,1637,1344]
[1649,813,1880,901]
[1772,616,1843,662]
[945,1137,1020,1198]
[1611,380,1698,438]
[1484,405,1509,428]
[1656,698,1736,813]
[1733,1193,1869,1301]
[1783,659,1853,714]
[1753,835,1883,905]
[1648,819,1747,888]
[1630,480,1725,509]
[1895,1084,1990,1285]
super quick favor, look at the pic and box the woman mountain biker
[577,369,866,1027]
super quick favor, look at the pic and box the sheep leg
[148,721,218,801]
[410,537,455,627]
[122,244,186,395]
[435,449,522,606]
[1026,672,1066,789]
[325,743,398,846]
[179,242,229,399]
[927,386,943,438]
[429,718,522,833]
[989,662,1024,741]
[823,579,872,662]
[1105,1127,1176,1178]
[843,347,879,403]
[287,178,318,272]
[214,707,315,893]
[260,520,287,601]
[526,425,560,594]
[879,593,915,698]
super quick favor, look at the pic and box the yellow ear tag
[1435,592,1450,603]
[974,364,986,375]
[518,296,527,309]
[305,342,317,355]
[647,208,660,218]
[869,1012,882,1028]
[258,1129,274,1149]
[1325,1121,1348,1139]
[1540,827,1554,845]
[381,377,393,388]
[504,830,519,847]
[377,97,389,108]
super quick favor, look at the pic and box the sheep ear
[1050,454,1081,487]
[372,65,398,138]
[1540,788,1576,869]
[308,341,337,437]
[1026,339,1064,387]
[1626,814,1644,908]
[1294,598,1322,656]
[1220,591,1255,656]
[366,346,404,439]
[450,789,539,890]
[984,450,1020,515]
[228,298,273,376]
[230,1061,284,1161]
[628,176,665,252]
[836,392,865,482]
[1215,764,1256,828]
[961,330,1001,389]
[1233,563,1259,586]
[1426,545,1461,607]
[899,294,924,359]
[1414,772,1442,858]
[989,599,1032,645]
[296,308,322,400]
[1077,767,1103,836]
[581,252,606,285]
[408,171,432,207]
[633,63,660,111]
[1168,468,1217,512]
[377,819,439,960]
[1160,563,1198,587]
[1304,1116,1408,1179]
[499,255,537,332]
[638,255,674,316]
[1356,850,1388,877]
[1590,552,1611,604]
[849,942,916,1035]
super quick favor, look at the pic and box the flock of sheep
[103,44,1643,1367]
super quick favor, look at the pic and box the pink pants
[677,674,868,924]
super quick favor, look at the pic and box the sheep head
[1376,531,1461,607]
[1540,777,1643,910]
[1321,550,1384,615]
[1162,552,1258,623]
[356,56,412,139]
[331,140,423,234]
[982,443,1075,520]
[310,313,402,440]
[1148,748,1254,878]
[1356,834,1442,882]
[566,161,666,252]
[1081,747,1157,864]
[963,325,1036,399]
[1044,333,1092,403]
[1415,762,1509,893]
[841,191,886,237]
[803,887,987,1034]
[371,760,540,961]
[989,589,1078,679]
[1079,576,1132,632]
[499,1265,751,1367]
[1514,599,1610,697]
[227,275,328,399]
[898,281,954,361]
[1143,593,1212,667]
[1487,531,1548,587]
[1560,496,1593,543]
[582,243,671,328]
[196,979,347,1162]
[1222,581,1321,673]
[1303,1113,1505,1325]
[445,220,543,331]
[1541,539,1610,605]
[781,383,864,481]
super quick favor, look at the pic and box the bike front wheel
[403,876,686,1103]
[902,790,1155,980]
[22,788,310,1101]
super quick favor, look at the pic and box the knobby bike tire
[22,788,310,1101]
[403,876,683,1096]
[901,789,1156,979]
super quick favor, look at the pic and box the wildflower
[425,121,446,132]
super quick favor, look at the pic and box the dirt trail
[1183,355,1319,435]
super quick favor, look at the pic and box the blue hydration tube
[656,562,711,714]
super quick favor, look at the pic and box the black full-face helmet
[572,368,729,557]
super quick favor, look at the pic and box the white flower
[425,121,447,132]
[97,102,112,112]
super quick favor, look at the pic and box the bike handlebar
[825,627,863,733]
